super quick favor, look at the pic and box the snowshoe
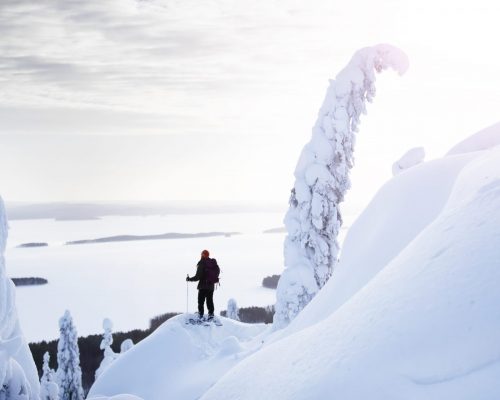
[185,313,204,325]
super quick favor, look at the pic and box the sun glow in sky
[0,0,499,209]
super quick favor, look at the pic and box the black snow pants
[198,288,214,316]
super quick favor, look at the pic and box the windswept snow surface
[88,315,267,400]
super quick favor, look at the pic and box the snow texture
[392,146,425,176]
[56,311,83,400]
[0,197,40,400]
[275,44,408,328]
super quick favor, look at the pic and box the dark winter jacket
[188,257,220,290]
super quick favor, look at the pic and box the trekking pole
[186,274,189,315]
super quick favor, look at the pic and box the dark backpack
[204,258,220,285]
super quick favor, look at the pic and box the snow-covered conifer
[56,311,83,400]
[274,44,408,329]
[95,318,118,379]
[0,197,39,399]
[40,352,58,400]
[226,299,240,321]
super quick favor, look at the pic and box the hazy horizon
[1,0,499,210]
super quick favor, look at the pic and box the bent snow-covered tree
[274,44,408,329]
[95,318,118,379]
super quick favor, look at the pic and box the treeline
[262,274,280,289]
[221,305,275,324]
[12,277,48,286]
[29,312,179,394]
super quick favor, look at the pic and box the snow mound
[447,121,500,155]
[202,145,500,400]
[88,314,267,400]
[392,146,425,176]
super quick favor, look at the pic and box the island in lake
[66,231,240,245]
[12,277,48,286]
[17,242,49,248]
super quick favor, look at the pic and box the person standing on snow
[186,249,220,320]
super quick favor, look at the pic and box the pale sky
[1,0,499,211]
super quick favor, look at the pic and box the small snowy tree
[226,299,240,321]
[95,318,118,379]
[120,339,134,354]
[274,44,408,329]
[40,352,58,400]
[56,311,83,400]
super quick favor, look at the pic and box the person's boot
[207,314,214,322]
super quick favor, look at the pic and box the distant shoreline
[66,232,240,245]
[6,201,286,221]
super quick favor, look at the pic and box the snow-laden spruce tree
[274,44,408,329]
[0,197,40,400]
[40,352,58,400]
[226,299,240,321]
[95,318,118,379]
[56,311,83,400]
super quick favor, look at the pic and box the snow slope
[201,143,500,399]
[88,315,267,400]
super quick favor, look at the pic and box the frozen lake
[5,212,353,342]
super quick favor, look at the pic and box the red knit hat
[201,249,210,257]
